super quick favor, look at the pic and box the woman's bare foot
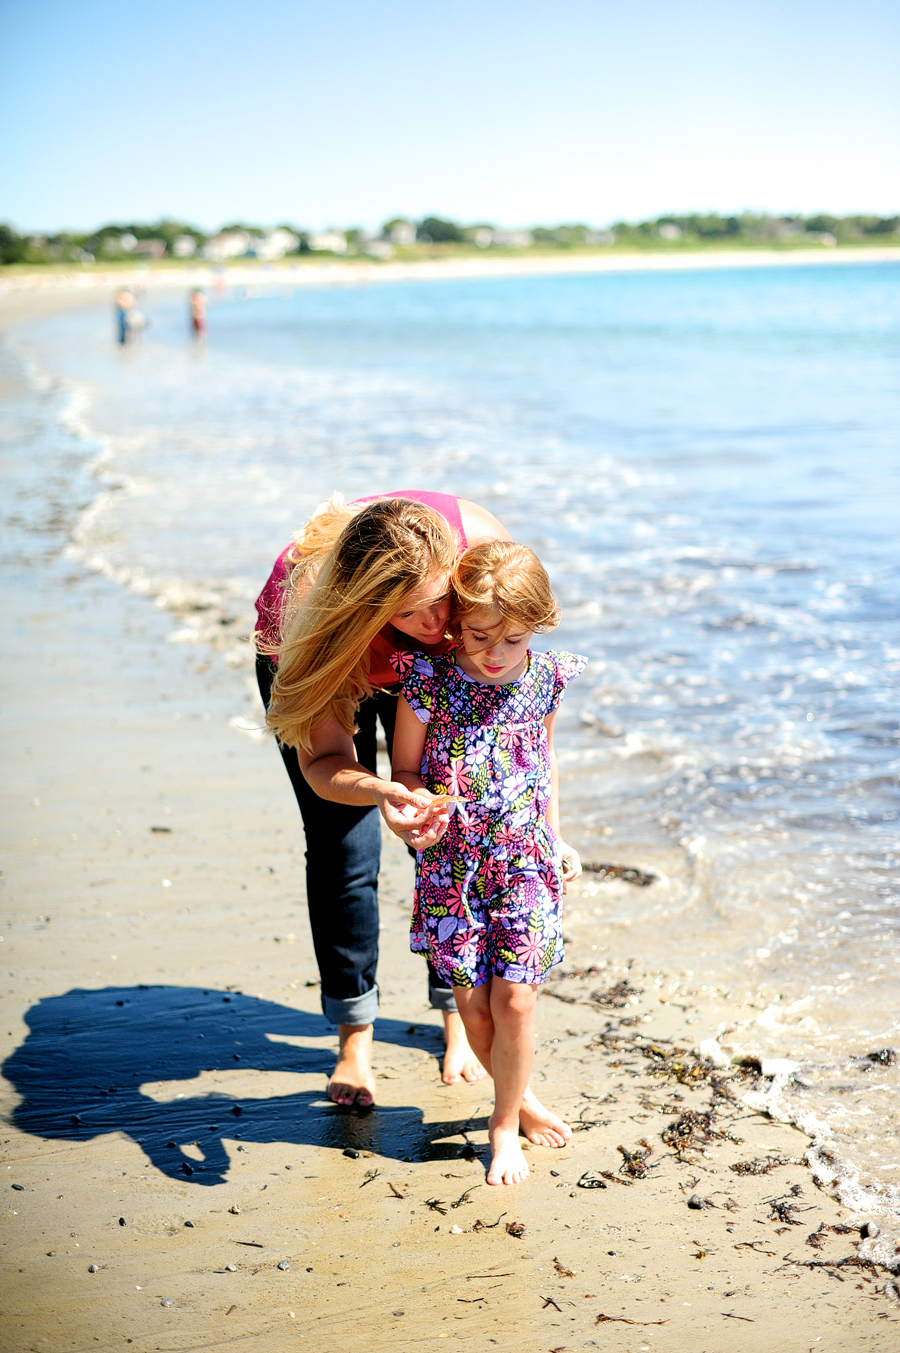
[441,1011,487,1084]
[487,1116,530,1185]
[327,1023,377,1108]
[518,1087,571,1147]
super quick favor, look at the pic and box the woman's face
[389,571,451,643]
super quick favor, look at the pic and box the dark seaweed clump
[590,981,644,1009]
[730,1154,803,1176]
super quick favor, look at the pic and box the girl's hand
[378,785,452,850]
[558,841,582,891]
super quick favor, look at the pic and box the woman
[256,492,501,1104]
[258,493,572,1146]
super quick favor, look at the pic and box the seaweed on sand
[661,1107,743,1158]
[638,1042,718,1084]
[729,1154,803,1176]
[590,980,644,1009]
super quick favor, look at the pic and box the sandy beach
[1,287,898,1351]
[1,244,899,305]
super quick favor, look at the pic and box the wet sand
[1,295,898,1351]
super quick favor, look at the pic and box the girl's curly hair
[450,540,559,638]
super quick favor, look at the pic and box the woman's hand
[558,840,582,891]
[377,784,453,850]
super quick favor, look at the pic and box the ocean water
[8,261,899,1232]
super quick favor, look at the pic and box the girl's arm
[390,694,429,794]
[390,695,453,849]
[298,710,449,850]
[543,711,581,889]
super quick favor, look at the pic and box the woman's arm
[543,711,581,888]
[298,710,449,849]
[457,498,511,546]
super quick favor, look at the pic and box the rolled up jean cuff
[322,985,379,1027]
[429,981,458,1014]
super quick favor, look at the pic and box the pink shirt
[254,490,468,683]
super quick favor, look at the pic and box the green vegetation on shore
[2,211,898,270]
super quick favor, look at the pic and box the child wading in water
[391,541,587,1185]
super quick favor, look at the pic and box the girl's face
[456,607,533,684]
[389,571,451,643]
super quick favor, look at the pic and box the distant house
[172,235,197,258]
[489,230,534,248]
[202,231,252,261]
[658,224,682,241]
[250,229,299,260]
[388,220,417,246]
[308,231,348,254]
[131,239,166,258]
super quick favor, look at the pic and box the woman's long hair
[266,497,457,751]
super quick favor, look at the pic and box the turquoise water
[9,260,900,1221]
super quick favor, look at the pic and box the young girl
[391,541,587,1186]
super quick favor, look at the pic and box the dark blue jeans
[256,658,455,1024]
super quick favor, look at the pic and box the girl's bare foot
[518,1087,571,1147]
[441,1011,487,1084]
[327,1023,376,1108]
[487,1116,530,1185]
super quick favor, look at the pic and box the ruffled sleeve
[389,651,437,724]
[547,650,588,712]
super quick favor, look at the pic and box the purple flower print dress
[391,649,587,989]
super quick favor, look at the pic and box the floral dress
[391,649,587,989]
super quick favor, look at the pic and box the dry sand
[1,290,898,1352]
[1,244,899,306]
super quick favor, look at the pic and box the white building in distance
[308,231,348,254]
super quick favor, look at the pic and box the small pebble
[550,1170,560,1178]
[184,1220,194,1228]
[88,1264,98,1273]
[118,1217,126,1226]
[392,1242,400,1247]
[343,1148,360,1159]
[861,1221,880,1239]
[608,1250,616,1256]
[688,1194,707,1210]
[392,1310,405,1317]
[229,1205,241,1215]
[225,1264,236,1272]
[11,1183,24,1191]
[277,1260,290,1271]
[449,1225,462,1235]
[160,1298,172,1307]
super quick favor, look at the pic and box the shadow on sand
[3,985,487,1185]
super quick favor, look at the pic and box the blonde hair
[450,540,560,637]
[267,498,457,750]
[257,493,361,645]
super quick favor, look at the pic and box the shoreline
[2,287,899,1348]
[1,244,899,303]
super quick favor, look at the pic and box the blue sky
[2,0,897,233]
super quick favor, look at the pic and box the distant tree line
[1,211,898,266]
